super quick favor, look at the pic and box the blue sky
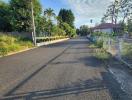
[40,0,114,28]
[2,0,114,28]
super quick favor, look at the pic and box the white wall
[94,28,113,34]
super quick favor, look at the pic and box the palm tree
[44,8,56,21]
[44,8,56,36]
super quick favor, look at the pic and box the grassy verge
[121,42,132,65]
[89,38,111,63]
[122,42,132,58]
[0,33,34,56]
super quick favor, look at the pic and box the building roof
[93,23,120,30]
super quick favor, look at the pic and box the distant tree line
[76,25,90,36]
[0,0,76,37]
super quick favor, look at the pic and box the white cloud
[65,0,114,27]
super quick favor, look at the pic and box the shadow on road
[1,72,130,100]
[2,46,70,98]
[102,72,131,100]
[1,78,106,100]
[1,38,131,100]
[78,56,103,68]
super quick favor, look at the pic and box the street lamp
[31,0,36,46]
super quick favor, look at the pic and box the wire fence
[103,37,132,67]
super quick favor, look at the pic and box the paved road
[0,38,131,100]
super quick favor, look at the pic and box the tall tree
[102,0,119,24]
[10,0,42,32]
[102,0,132,24]
[58,9,75,28]
[44,8,56,21]
[44,8,56,36]
[0,1,12,31]
[77,25,90,36]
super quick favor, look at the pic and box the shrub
[8,44,21,52]
[94,48,111,61]
[0,34,16,45]
[0,33,33,56]
[95,39,103,48]
[0,47,8,56]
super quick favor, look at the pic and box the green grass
[121,42,132,59]
[94,48,111,61]
[0,33,33,56]
[89,39,111,61]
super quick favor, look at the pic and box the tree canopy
[9,0,42,32]
[58,9,75,28]
[77,25,90,36]
[102,0,132,24]
[0,0,77,37]
[0,1,12,31]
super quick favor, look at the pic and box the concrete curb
[37,38,69,46]
[119,59,132,69]
[0,47,37,58]
[0,38,69,58]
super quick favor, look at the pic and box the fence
[103,37,132,67]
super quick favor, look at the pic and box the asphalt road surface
[0,37,131,100]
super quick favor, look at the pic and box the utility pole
[31,0,36,46]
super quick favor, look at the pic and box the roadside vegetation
[76,25,90,36]
[0,33,33,56]
[89,39,111,62]
[0,0,77,56]
[121,42,132,63]
[0,0,76,37]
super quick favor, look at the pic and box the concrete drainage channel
[108,67,132,99]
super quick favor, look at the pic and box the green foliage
[0,1,76,38]
[0,33,33,56]
[0,1,12,31]
[122,42,132,58]
[95,39,103,48]
[44,8,55,21]
[35,16,46,35]
[127,19,132,35]
[0,47,8,56]
[58,9,75,28]
[77,25,90,36]
[94,48,111,61]
[61,22,76,37]
[51,26,66,36]
[9,0,31,32]
[10,0,42,32]
[0,34,16,44]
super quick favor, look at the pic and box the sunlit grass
[121,42,132,59]
[0,33,33,56]
[94,48,111,61]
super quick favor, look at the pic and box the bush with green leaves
[61,22,76,37]
[94,48,111,61]
[51,26,66,36]
[121,42,132,59]
[95,39,103,48]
